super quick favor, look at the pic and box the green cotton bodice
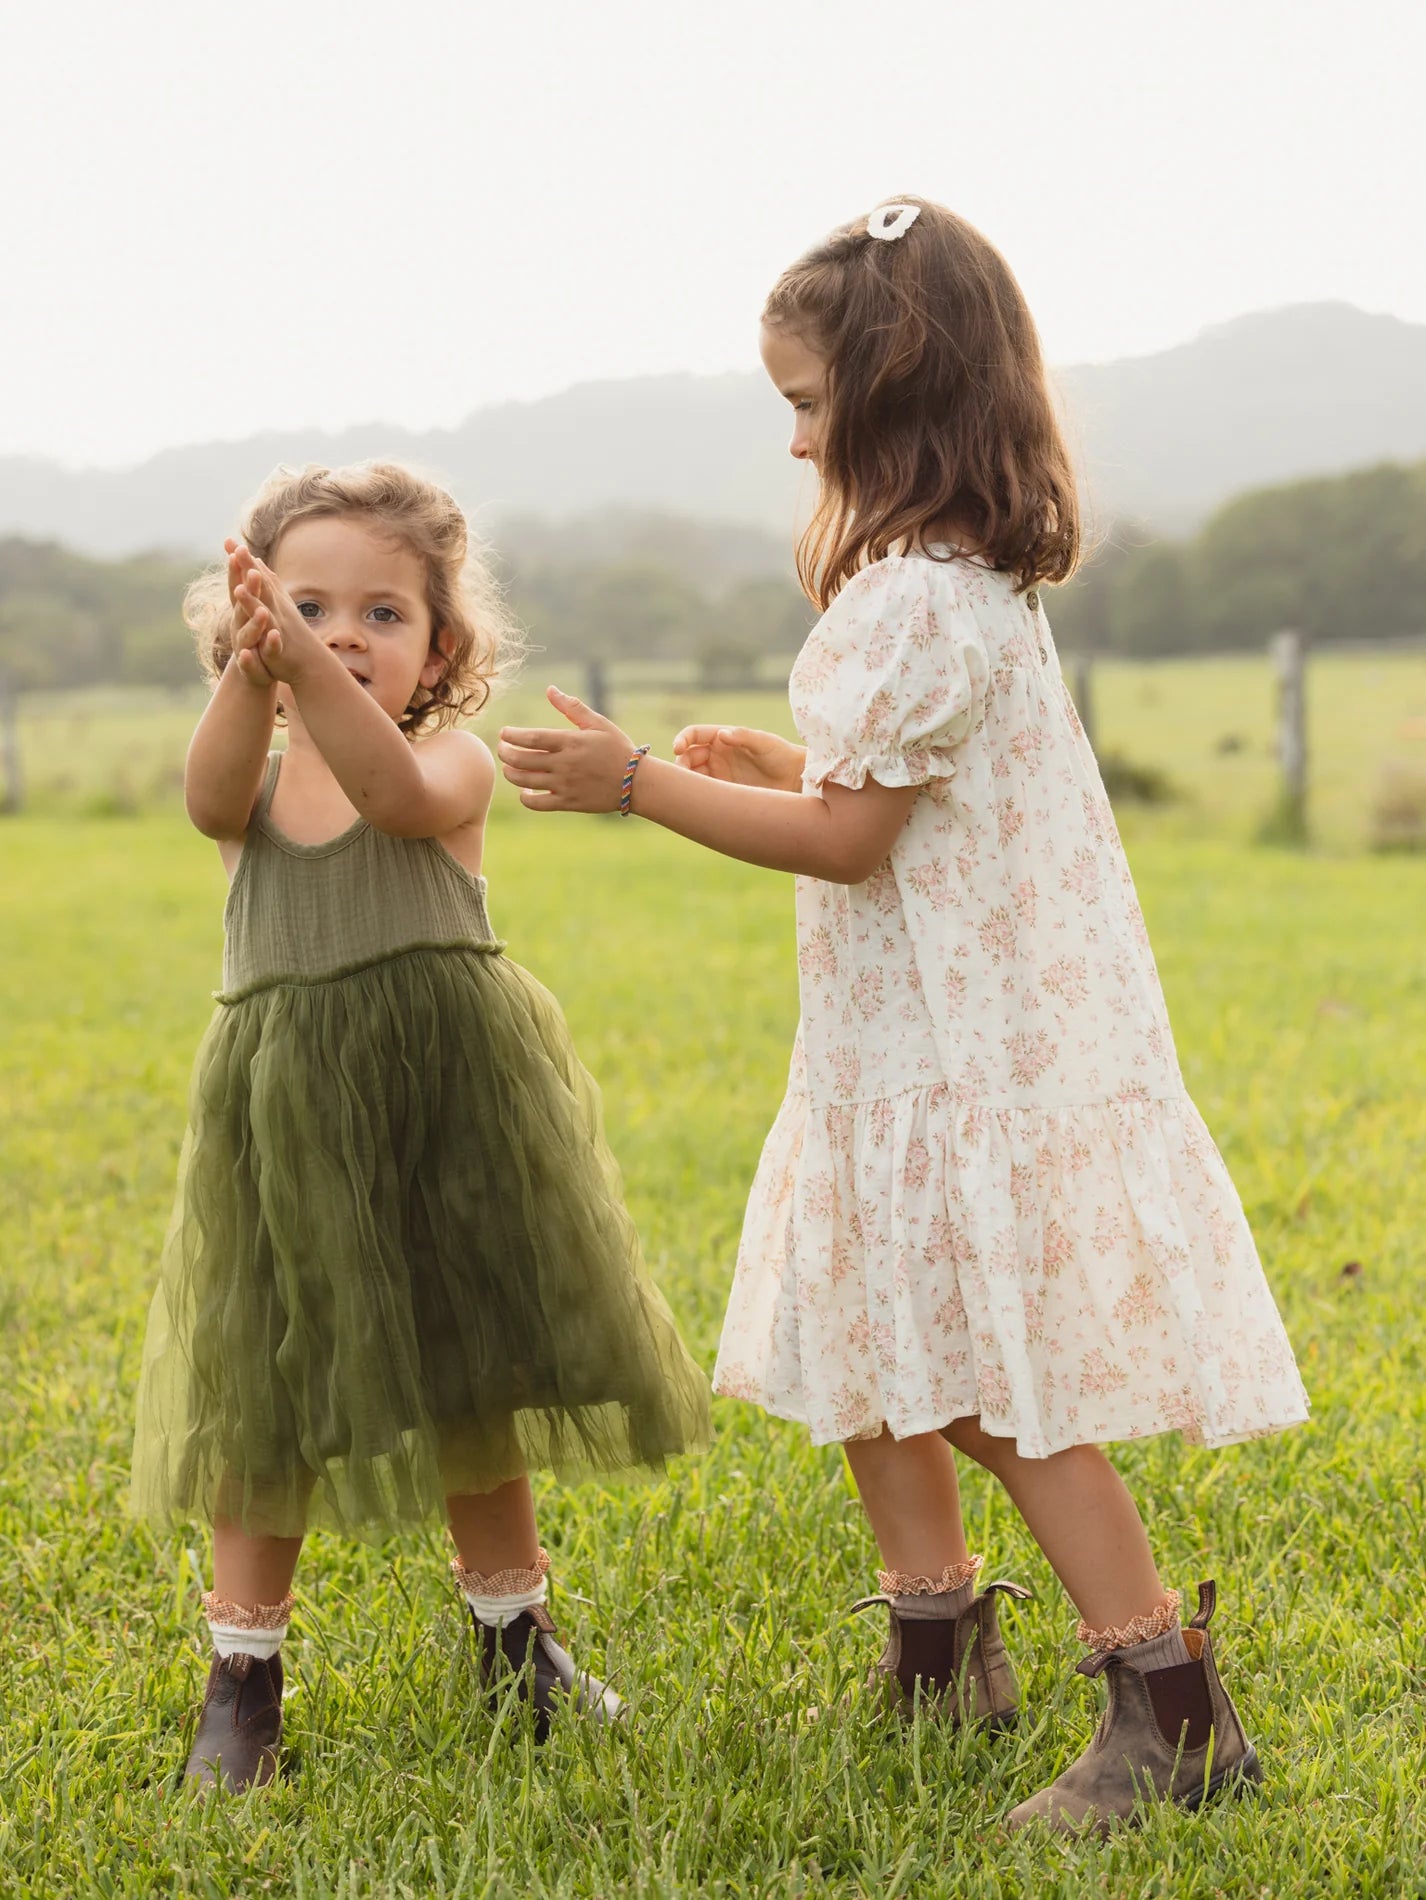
[218,753,501,1001]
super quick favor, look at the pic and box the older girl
[498,200,1308,1833]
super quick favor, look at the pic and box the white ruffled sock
[201,1590,294,1661]
[452,1548,551,1628]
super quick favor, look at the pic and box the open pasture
[9,639,1426,853]
[0,800,1423,1896]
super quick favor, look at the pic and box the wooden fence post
[584,658,609,720]
[0,672,22,815]
[1268,628,1308,844]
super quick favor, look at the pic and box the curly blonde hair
[186,461,523,735]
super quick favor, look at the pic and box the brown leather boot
[853,1579,1031,1728]
[183,1651,284,1792]
[473,1605,624,1742]
[1006,1581,1262,1834]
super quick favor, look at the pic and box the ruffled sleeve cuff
[803,744,960,793]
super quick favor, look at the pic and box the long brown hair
[185,462,523,735]
[763,197,1080,609]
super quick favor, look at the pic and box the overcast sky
[4,0,1421,468]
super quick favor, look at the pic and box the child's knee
[940,1414,1009,1472]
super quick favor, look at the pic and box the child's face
[270,515,445,725]
[760,322,828,469]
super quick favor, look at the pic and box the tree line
[0,512,814,704]
[1050,459,1426,654]
[2,459,1424,709]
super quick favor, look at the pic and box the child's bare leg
[447,1475,624,1731]
[841,1428,970,1574]
[211,1521,304,1604]
[949,1414,1259,1830]
[943,1415,1169,1628]
[190,1518,300,1791]
[841,1427,1019,1723]
[446,1476,541,1573]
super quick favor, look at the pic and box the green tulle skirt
[131,945,710,1540]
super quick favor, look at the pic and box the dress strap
[254,751,283,820]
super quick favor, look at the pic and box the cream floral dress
[713,555,1309,1456]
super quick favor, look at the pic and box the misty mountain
[1059,303,1426,533]
[4,303,1425,559]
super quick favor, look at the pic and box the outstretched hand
[672,723,806,793]
[498,688,639,811]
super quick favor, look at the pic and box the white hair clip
[866,203,920,242]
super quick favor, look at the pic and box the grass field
[10,637,1426,853]
[1,792,1424,1897]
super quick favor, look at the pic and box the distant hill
[3,303,1424,559]
[1059,303,1426,534]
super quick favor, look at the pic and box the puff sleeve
[793,558,991,792]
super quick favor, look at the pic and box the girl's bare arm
[500,688,917,885]
[184,657,278,841]
[627,755,916,883]
[284,651,492,837]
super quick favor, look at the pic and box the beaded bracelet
[619,745,650,817]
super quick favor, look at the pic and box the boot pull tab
[1076,1649,1121,1680]
[980,1581,1034,1603]
[1189,1579,1216,1630]
[849,1594,896,1616]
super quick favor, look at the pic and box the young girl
[132,462,708,1792]
[498,200,1309,1834]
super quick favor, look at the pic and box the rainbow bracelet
[619,745,651,817]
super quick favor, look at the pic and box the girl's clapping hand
[230,559,325,686]
[672,725,806,793]
[226,539,276,687]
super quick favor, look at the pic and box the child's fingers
[496,741,556,774]
[498,727,570,753]
[233,590,270,647]
[235,645,272,684]
[502,761,556,790]
[546,685,617,733]
[675,745,713,773]
[673,724,721,753]
[253,557,288,605]
[236,558,276,612]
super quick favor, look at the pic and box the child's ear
[419,628,454,690]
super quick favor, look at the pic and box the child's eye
[369,606,401,624]
[297,601,322,619]
[794,401,813,413]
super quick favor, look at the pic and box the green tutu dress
[131,754,710,1540]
